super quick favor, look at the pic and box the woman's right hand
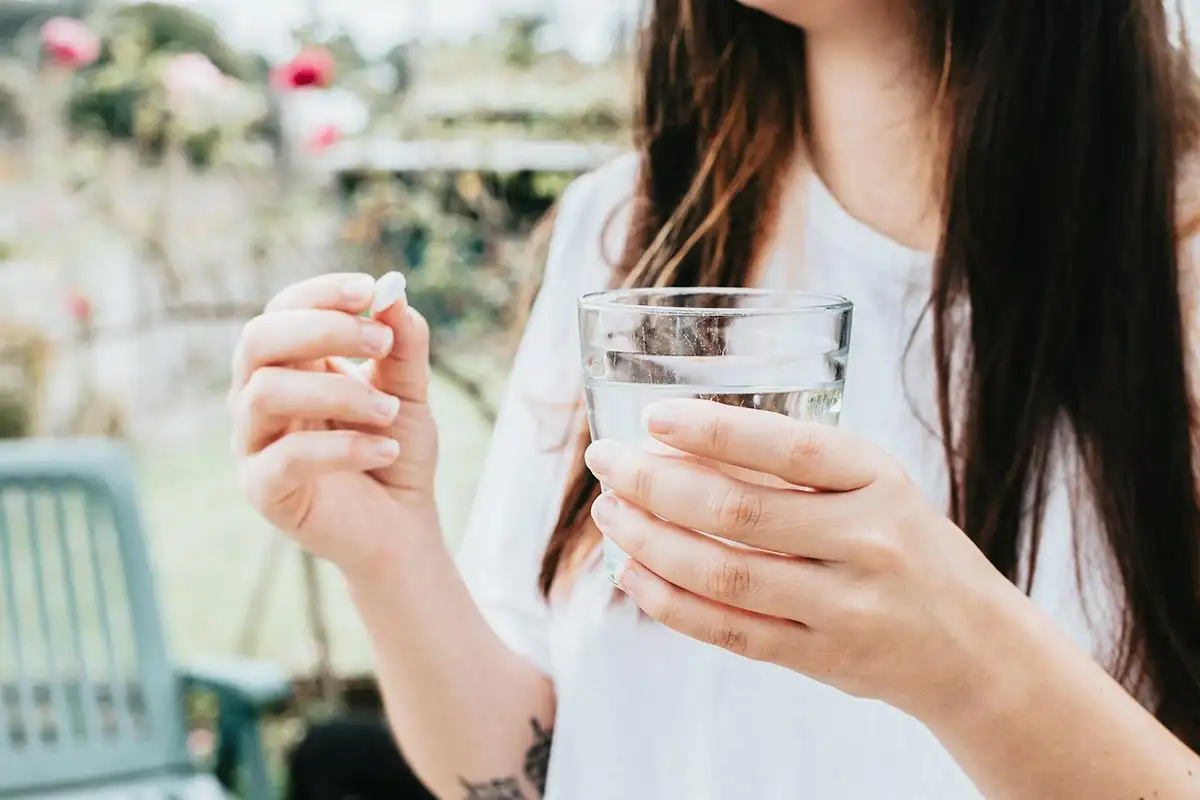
[229,272,440,577]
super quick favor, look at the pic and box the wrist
[338,501,448,589]
[912,576,1042,735]
[920,579,1051,742]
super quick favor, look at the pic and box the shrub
[0,392,30,439]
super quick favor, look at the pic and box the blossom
[161,53,266,132]
[66,290,91,323]
[163,53,225,100]
[305,124,341,154]
[40,17,100,70]
[270,47,335,91]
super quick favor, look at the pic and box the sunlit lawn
[134,373,495,677]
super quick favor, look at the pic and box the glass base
[602,536,629,585]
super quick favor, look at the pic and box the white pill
[372,271,408,313]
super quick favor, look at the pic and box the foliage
[106,3,251,79]
[500,14,547,69]
[338,168,557,349]
[0,322,48,439]
[384,43,413,97]
[0,394,29,439]
[66,3,265,164]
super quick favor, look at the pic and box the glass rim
[577,287,853,316]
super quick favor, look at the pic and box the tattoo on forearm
[459,777,526,799]
[459,718,554,799]
[524,719,553,795]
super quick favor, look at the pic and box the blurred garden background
[0,0,637,777]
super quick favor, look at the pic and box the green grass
[134,373,495,677]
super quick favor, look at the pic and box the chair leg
[240,720,272,800]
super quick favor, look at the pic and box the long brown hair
[538,0,1200,748]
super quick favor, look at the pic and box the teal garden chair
[0,439,290,798]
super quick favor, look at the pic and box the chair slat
[83,488,130,741]
[0,490,35,751]
[22,489,74,746]
[51,489,105,742]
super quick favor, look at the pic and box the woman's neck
[803,23,943,253]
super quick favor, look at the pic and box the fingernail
[342,274,376,303]
[585,440,620,476]
[361,323,393,355]
[372,271,407,313]
[591,492,620,527]
[372,393,401,421]
[642,402,677,436]
[372,438,400,460]
[614,559,640,593]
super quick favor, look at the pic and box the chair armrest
[180,656,292,711]
[180,657,290,798]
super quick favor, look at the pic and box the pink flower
[40,17,99,70]
[163,53,225,99]
[306,124,342,154]
[66,290,91,322]
[270,47,335,91]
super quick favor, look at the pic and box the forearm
[345,530,555,799]
[929,585,1200,800]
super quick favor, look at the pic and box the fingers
[584,439,847,559]
[239,430,400,522]
[367,274,431,404]
[614,557,807,665]
[232,309,395,391]
[643,399,890,491]
[592,492,837,622]
[264,272,378,314]
[232,368,402,455]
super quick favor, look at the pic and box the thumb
[369,271,431,404]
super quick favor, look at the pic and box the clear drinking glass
[578,288,854,580]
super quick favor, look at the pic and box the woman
[229,1,1200,798]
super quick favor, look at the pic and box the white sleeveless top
[455,154,1130,799]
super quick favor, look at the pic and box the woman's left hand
[584,398,1031,724]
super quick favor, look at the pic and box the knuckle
[704,555,753,603]
[699,416,729,451]
[713,486,764,533]
[708,622,750,656]
[630,462,654,500]
[650,594,681,629]
[241,370,276,416]
[840,591,884,635]
[237,457,277,511]
[853,529,904,572]
[315,429,352,459]
[621,516,650,559]
[238,314,269,358]
[784,425,824,464]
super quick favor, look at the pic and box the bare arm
[346,535,555,799]
[927,583,1200,800]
